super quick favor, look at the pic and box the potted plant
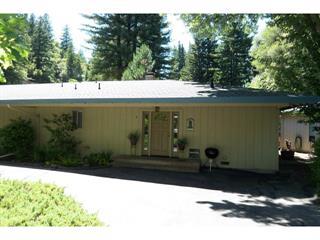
[280,139,295,160]
[128,131,140,155]
[177,137,188,151]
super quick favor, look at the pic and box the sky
[45,13,266,60]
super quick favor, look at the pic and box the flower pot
[178,144,186,151]
[280,150,295,161]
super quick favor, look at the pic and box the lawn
[0,179,102,226]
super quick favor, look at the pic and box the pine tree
[178,43,186,73]
[28,14,56,83]
[122,44,155,80]
[169,42,186,79]
[180,38,218,83]
[62,46,83,82]
[180,51,195,81]
[216,22,253,86]
[28,14,36,39]
[85,14,170,80]
[60,25,72,57]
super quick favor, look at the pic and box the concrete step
[113,156,200,173]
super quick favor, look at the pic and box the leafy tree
[271,14,320,78]
[122,44,155,80]
[85,14,170,80]
[169,42,186,79]
[251,15,320,136]
[216,21,253,86]
[181,14,259,39]
[252,15,320,95]
[0,14,29,83]
[3,63,28,84]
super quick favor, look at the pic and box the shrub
[0,118,35,160]
[310,138,320,197]
[34,145,83,167]
[83,151,113,167]
[55,154,83,167]
[43,113,81,166]
[0,179,102,226]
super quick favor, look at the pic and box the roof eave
[0,96,319,106]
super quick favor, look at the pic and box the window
[186,118,194,130]
[142,112,150,153]
[72,111,82,129]
[172,112,179,153]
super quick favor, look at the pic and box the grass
[0,179,103,226]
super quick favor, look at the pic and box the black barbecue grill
[204,147,219,171]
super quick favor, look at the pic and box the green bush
[34,146,83,167]
[43,113,82,166]
[56,154,83,167]
[83,151,113,167]
[0,179,102,226]
[310,138,320,197]
[44,113,80,156]
[0,118,35,160]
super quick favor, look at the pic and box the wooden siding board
[0,105,279,172]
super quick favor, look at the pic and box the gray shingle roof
[0,80,319,105]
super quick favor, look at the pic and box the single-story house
[280,109,320,153]
[0,80,319,173]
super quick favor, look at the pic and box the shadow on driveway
[197,198,320,226]
[0,160,319,226]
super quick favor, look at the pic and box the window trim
[72,110,83,129]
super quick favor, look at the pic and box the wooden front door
[150,112,170,156]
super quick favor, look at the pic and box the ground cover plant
[0,179,102,226]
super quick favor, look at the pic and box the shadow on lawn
[197,198,320,226]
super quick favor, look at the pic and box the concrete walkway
[0,165,319,227]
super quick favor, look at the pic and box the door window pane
[143,112,150,152]
[172,112,179,153]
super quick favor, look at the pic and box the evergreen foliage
[65,45,83,81]
[181,15,254,85]
[122,44,154,80]
[216,22,253,86]
[85,14,170,80]
[60,25,73,56]
[0,179,102,226]
[28,14,56,83]
[169,42,186,79]
[180,38,218,83]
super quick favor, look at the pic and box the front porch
[112,155,200,173]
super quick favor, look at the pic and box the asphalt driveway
[0,164,319,227]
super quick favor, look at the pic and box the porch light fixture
[186,118,194,130]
